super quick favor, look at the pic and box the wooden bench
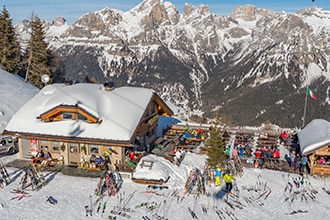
[27,157,54,167]
[78,161,102,171]
[265,158,280,168]
[257,140,278,145]
[140,160,154,170]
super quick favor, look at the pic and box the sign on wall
[30,138,38,156]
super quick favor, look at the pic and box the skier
[223,171,235,193]
[214,167,221,187]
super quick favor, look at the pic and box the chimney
[104,82,115,91]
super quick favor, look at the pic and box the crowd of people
[223,130,318,174]
[254,145,280,168]
[89,151,112,171]
[175,124,207,145]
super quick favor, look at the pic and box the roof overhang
[298,119,330,155]
[2,130,133,147]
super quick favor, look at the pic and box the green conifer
[206,111,227,168]
[0,6,20,74]
[24,15,52,88]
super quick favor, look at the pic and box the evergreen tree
[24,15,52,88]
[0,6,20,73]
[201,114,207,124]
[50,51,66,83]
[206,112,227,168]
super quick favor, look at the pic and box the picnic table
[27,157,53,167]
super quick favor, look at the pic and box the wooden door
[68,143,79,165]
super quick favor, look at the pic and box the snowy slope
[1,153,330,220]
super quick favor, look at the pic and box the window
[78,113,87,121]
[144,109,149,118]
[89,145,99,154]
[52,141,61,151]
[69,143,78,153]
[7,137,13,144]
[63,113,72,119]
[151,103,155,114]
[39,140,49,150]
[103,146,115,154]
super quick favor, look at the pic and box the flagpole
[302,87,308,128]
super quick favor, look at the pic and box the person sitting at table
[41,151,52,165]
[319,156,326,165]
[95,155,104,168]
[32,150,44,163]
[36,150,44,158]
[89,154,97,168]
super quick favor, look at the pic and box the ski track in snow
[2,153,330,220]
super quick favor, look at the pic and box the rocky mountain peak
[17,2,330,128]
[230,4,275,21]
[141,1,169,28]
[53,17,67,26]
[134,0,163,13]
[183,3,211,17]
[230,5,257,21]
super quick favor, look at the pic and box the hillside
[15,0,330,128]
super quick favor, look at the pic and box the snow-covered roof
[298,119,330,155]
[133,152,207,184]
[4,83,158,142]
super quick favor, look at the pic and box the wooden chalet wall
[309,145,330,175]
[17,136,128,169]
[135,96,174,149]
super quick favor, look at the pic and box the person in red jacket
[254,148,262,168]
[273,149,280,159]
[255,148,262,159]
[128,151,136,160]
[280,131,288,144]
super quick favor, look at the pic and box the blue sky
[2,0,330,24]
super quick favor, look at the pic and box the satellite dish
[41,74,50,84]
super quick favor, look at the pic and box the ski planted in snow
[85,206,92,216]
[188,207,198,219]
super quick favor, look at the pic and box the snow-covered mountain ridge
[16,0,330,128]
